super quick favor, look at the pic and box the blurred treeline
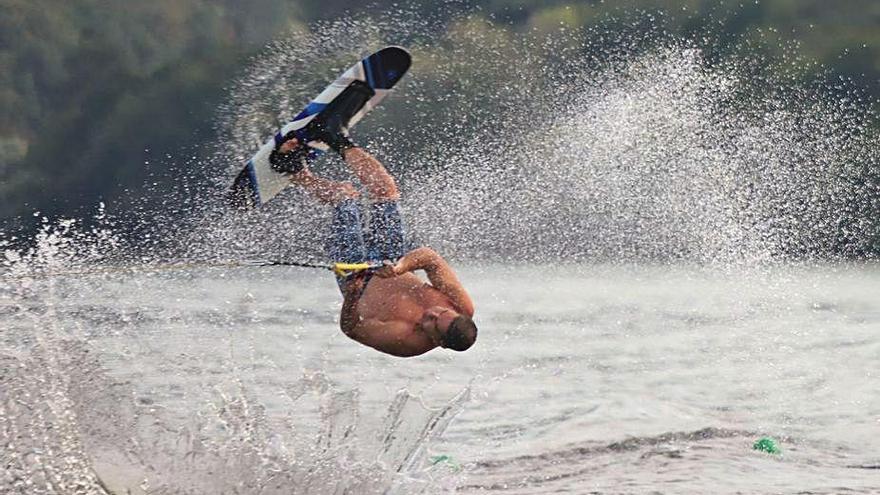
[2,0,879,236]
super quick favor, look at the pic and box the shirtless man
[269,87,477,357]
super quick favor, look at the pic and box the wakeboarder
[269,83,477,357]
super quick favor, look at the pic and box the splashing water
[157,9,880,267]
[2,5,880,495]
[2,198,471,494]
[401,40,878,264]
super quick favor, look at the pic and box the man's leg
[302,79,397,201]
[338,148,408,262]
[288,169,367,291]
[364,200,408,262]
[289,169,360,204]
[293,145,408,266]
[340,148,399,202]
[288,169,363,264]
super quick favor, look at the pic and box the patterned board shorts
[325,199,410,293]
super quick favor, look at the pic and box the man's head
[420,307,478,351]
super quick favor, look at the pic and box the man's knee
[369,175,399,201]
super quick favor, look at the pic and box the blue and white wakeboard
[228,46,411,208]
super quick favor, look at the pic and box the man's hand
[375,260,401,279]
[374,249,439,278]
[374,248,450,280]
[278,137,301,154]
[373,247,442,279]
[394,247,441,274]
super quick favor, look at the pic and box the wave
[1,336,471,494]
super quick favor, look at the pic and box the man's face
[419,307,459,347]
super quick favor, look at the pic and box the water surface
[3,263,878,493]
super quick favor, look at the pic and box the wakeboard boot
[268,131,310,174]
[305,80,376,154]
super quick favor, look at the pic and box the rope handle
[331,262,380,277]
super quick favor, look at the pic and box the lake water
[2,262,879,494]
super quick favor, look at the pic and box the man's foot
[269,134,309,174]
[306,80,375,154]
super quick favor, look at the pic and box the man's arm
[339,275,366,336]
[388,247,475,317]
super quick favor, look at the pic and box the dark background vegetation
[2,0,879,252]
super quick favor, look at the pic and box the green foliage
[0,0,302,218]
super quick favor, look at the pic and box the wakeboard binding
[268,135,310,174]
[305,80,376,153]
[268,80,375,173]
[228,46,411,209]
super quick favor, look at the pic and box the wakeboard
[228,46,411,208]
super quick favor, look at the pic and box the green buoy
[753,437,781,454]
[430,454,461,471]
